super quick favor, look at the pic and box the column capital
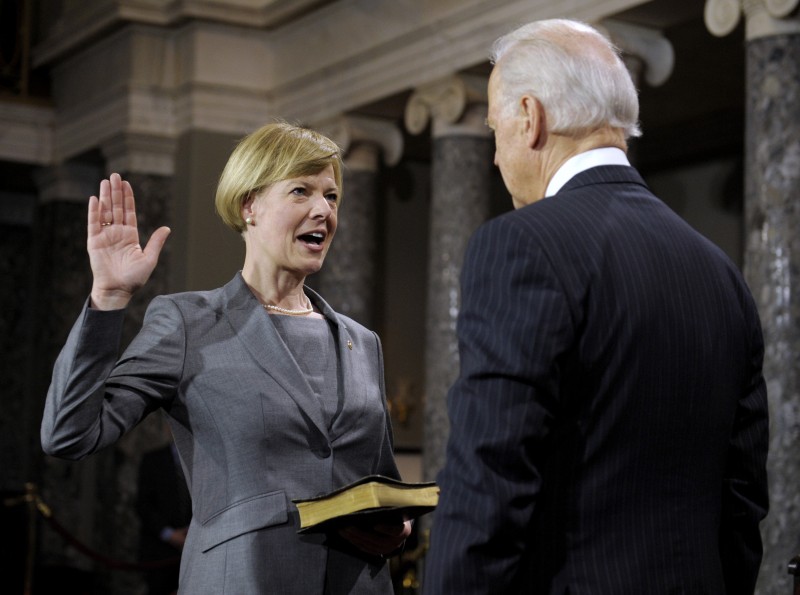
[404,74,488,137]
[600,20,674,87]
[100,132,176,176]
[705,0,800,39]
[315,114,404,169]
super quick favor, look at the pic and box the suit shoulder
[469,204,551,251]
[333,312,376,339]
[150,286,227,312]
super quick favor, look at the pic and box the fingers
[94,173,133,227]
[110,173,125,227]
[122,179,137,228]
[338,521,410,557]
[88,195,100,230]
[97,178,112,226]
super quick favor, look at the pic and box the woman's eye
[291,187,306,196]
[326,194,339,203]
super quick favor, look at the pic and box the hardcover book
[293,475,439,533]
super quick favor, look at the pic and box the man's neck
[544,127,627,181]
[515,126,628,208]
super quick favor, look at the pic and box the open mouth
[298,231,325,246]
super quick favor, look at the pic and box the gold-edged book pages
[292,475,439,533]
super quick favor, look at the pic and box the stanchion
[2,482,43,595]
[3,480,181,589]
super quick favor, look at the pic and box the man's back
[426,165,768,594]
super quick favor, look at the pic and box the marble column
[405,75,493,484]
[314,115,403,329]
[100,132,176,595]
[705,2,800,593]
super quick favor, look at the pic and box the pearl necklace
[262,298,314,316]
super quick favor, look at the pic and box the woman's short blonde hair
[215,121,344,233]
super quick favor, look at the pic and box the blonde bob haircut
[215,121,344,233]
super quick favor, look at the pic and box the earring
[245,216,253,225]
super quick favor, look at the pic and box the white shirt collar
[544,147,630,198]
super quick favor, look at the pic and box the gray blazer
[42,273,400,594]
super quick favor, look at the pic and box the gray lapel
[304,287,370,439]
[222,274,329,439]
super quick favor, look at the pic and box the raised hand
[88,173,171,310]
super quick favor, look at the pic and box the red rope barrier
[40,511,181,571]
[4,484,182,573]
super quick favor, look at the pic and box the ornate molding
[33,0,327,67]
[432,103,491,140]
[25,0,654,168]
[315,115,404,168]
[766,0,800,17]
[705,0,800,39]
[34,0,650,134]
[600,20,674,87]
[404,74,487,136]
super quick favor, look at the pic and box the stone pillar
[405,75,493,484]
[314,115,403,328]
[100,132,176,595]
[705,2,800,593]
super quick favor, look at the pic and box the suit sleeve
[424,218,574,594]
[720,296,769,595]
[41,296,185,459]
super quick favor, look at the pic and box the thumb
[143,226,171,260]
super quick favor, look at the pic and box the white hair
[490,19,642,139]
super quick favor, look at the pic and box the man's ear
[521,95,545,149]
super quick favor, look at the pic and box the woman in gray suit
[41,122,411,594]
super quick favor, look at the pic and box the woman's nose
[310,194,333,218]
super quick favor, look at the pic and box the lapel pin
[347,339,353,350]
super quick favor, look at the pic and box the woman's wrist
[90,287,133,310]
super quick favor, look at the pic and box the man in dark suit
[423,18,769,595]
[137,434,192,595]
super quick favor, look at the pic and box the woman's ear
[521,95,545,149]
[241,193,255,220]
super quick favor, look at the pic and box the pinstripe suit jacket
[424,165,769,594]
[41,273,399,594]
